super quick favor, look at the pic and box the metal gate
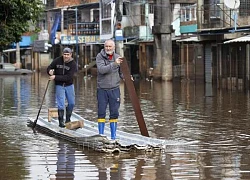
[205,44,212,83]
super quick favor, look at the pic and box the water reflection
[85,150,166,180]
[0,134,28,180]
[54,141,76,179]
[1,73,250,179]
[0,76,31,116]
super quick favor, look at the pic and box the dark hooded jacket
[96,49,123,89]
[47,56,77,86]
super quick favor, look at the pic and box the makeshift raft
[28,112,166,153]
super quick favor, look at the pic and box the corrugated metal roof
[29,112,198,153]
[29,112,165,153]
[224,35,250,44]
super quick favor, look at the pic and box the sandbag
[65,120,84,130]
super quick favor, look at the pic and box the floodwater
[1,73,250,180]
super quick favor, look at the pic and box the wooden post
[187,44,189,80]
[246,44,250,90]
[120,58,149,137]
[16,43,21,68]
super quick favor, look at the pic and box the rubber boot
[65,107,73,124]
[98,118,105,135]
[58,109,65,128]
[110,119,118,140]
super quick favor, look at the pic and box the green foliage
[0,0,44,51]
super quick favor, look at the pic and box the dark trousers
[97,88,120,119]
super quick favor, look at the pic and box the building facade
[181,0,250,91]
[29,0,197,77]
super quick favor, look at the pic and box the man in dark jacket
[96,39,123,140]
[47,47,77,127]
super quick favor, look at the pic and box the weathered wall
[56,0,80,7]
[55,0,99,8]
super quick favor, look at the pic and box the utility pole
[16,42,21,68]
[152,0,173,81]
[114,0,124,57]
[61,8,65,53]
[75,7,78,71]
[152,0,162,80]
[61,8,64,36]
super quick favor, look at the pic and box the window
[100,0,113,35]
[149,3,154,14]
[123,2,130,16]
[141,4,145,15]
[239,0,250,16]
[180,4,197,22]
[101,0,111,19]
[101,20,111,35]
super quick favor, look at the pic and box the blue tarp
[50,13,61,45]
[12,36,32,47]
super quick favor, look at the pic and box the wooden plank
[32,80,50,131]
[120,57,149,137]
[83,61,96,72]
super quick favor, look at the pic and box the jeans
[56,84,75,111]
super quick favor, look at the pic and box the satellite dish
[224,0,240,9]
[224,0,240,31]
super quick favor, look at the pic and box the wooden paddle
[32,79,50,132]
[120,57,149,137]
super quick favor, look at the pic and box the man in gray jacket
[96,39,123,140]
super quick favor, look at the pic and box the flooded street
[1,73,250,179]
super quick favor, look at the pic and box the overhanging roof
[45,3,99,12]
[3,47,32,53]
[198,25,250,35]
[224,35,250,44]
[176,36,199,42]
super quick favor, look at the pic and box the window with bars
[239,0,250,16]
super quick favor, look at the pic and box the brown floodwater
[0,73,250,179]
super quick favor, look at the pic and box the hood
[100,49,111,59]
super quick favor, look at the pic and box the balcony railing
[68,22,100,36]
[198,3,237,29]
